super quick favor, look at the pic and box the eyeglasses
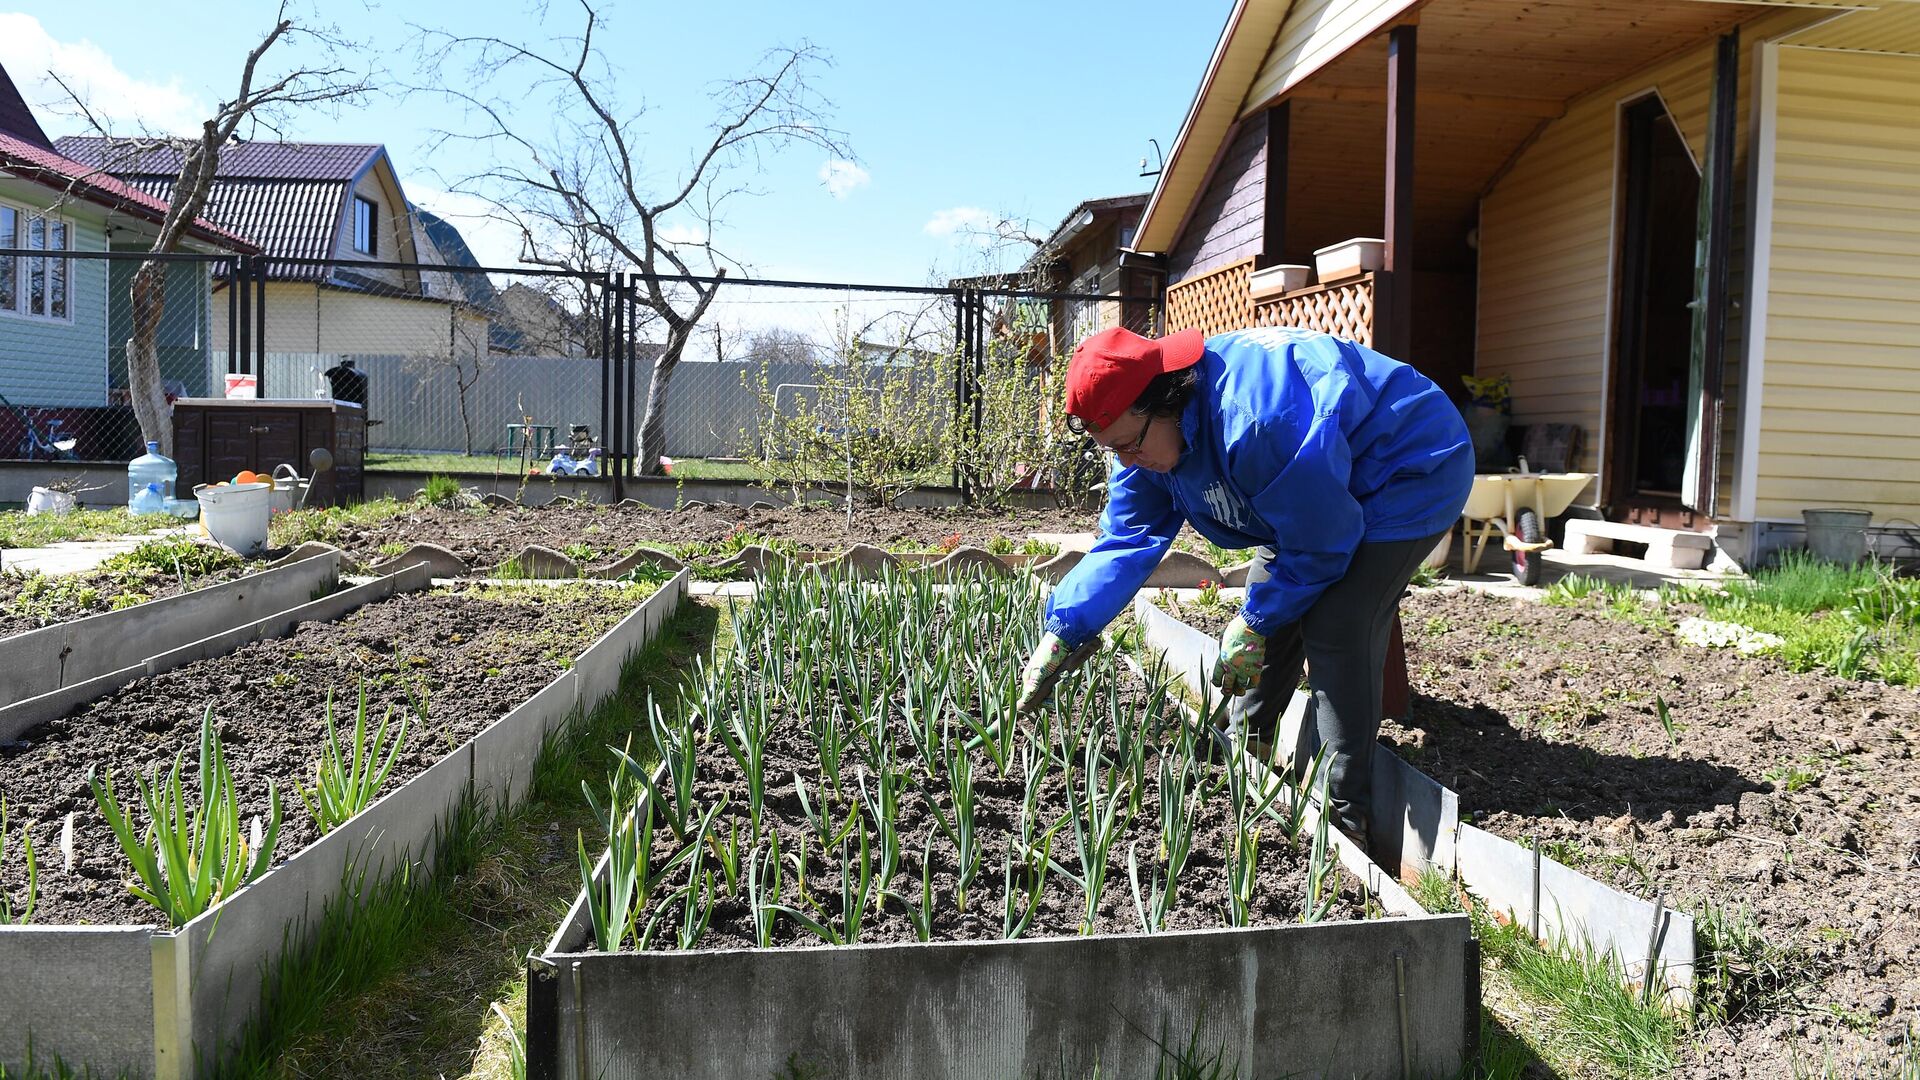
[1106,414,1154,459]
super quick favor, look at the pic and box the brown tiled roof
[0,131,257,251]
[56,137,392,280]
[54,138,381,181]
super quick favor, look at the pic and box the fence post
[253,256,269,398]
[599,273,614,502]
[225,256,240,388]
[623,276,638,486]
[610,272,626,503]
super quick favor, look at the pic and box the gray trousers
[1231,532,1444,836]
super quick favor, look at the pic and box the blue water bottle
[128,441,177,514]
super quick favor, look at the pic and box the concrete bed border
[525,587,1475,1080]
[0,546,340,722]
[0,569,691,1079]
[1132,594,1698,1006]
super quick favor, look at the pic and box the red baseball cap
[1064,327,1205,430]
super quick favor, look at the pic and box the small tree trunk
[635,332,686,476]
[128,261,173,456]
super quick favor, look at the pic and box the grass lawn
[366,451,771,483]
[1547,551,1920,685]
[0,506,187,549]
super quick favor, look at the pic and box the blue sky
[2,2,1230,289]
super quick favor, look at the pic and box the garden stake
[1394,951,1412,1080]
[1642,893,1667,1007]
[1530,836,1543,940]
[570,961,588,1080]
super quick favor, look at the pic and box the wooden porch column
[1259,101,1290,268]
[1379,23,1417,360]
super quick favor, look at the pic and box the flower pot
[1248,263,1312,300]
[1313,237,1384,282]
[26,486,77,516]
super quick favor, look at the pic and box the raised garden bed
[1395,585,1919,1067]
[0,536,257,639]
[301,501,1098,571]
[1151,585,1244,639]
[0,565,689,1077]
[530,570,1474,1077]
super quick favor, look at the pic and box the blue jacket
[1044,327,1474,645]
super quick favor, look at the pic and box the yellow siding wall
[1476,9,1815,511]
[1755,49,1920,521]
[1242,0,1417,113]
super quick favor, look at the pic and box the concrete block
[490,545,583,580]
[589,547,685,579]
[710,544,788,579]
[266,541,342,568]
[0,926,156,1078]
[923,545,1010,582]
[1220,558,1258,587]
[1456,823,1696,1005]
[540,916,1474,1080]
[821,543,898,581]
[1144,550,1223,588]
[1564,520,1711,570]
[1029,548,1085,584]
[0,547,339,708]
[365,542,469,579]
[481,492,517,508]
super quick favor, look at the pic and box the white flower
[1675,617,1783,655]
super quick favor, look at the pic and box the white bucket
[194,482,272,556]
[26,486,78,516]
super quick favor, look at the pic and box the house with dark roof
[56,134,490,396]
[1,62,253,456]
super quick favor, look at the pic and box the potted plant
[26,475,97,517]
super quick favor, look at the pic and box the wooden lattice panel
[1254,275,1375,347]
[1165,257,1255,336]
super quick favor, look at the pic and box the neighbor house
[56,137,490,399]
[1133,0,1920,565]
[1022,193,1157,348]
[0,63,255,459]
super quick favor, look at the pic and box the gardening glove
[1017,632,1074,714]
[1211,616,1267,697]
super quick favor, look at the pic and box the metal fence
[0,249,1158,502]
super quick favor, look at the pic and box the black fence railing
[0,248,1157,505]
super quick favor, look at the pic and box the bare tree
[418,0,853,474]
[54,2,372,454]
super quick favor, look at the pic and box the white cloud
[658,222,709,246]
[817,158,869,199]
[0,13,208,135]
[922,206,995,242]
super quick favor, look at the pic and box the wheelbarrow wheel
[1511,507,1545,585]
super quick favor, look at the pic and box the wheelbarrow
[1459,467,1595,585]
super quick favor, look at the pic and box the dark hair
[1065,367,1197,434]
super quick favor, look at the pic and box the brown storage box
[172,398,365,507]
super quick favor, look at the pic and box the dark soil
[624,649,1368,954]
[0,563,255,640]
[320,503,1101,570]
[1391,586,1920,1072]
[0,582,656,926]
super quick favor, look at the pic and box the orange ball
[234,470,260,485]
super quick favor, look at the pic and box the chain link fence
[0,250,1156,505]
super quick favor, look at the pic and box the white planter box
[1248,263,1312,300]
[1313,237,1384,282]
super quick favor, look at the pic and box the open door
[1683,32,1740,514]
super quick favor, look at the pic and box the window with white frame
[1,202,72,320]
[352,195,377,255]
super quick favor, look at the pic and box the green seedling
[90,707,282,928]
[297,686,413,833]
[0,798,38,924]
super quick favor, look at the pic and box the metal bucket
[1802,508,1872,565]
